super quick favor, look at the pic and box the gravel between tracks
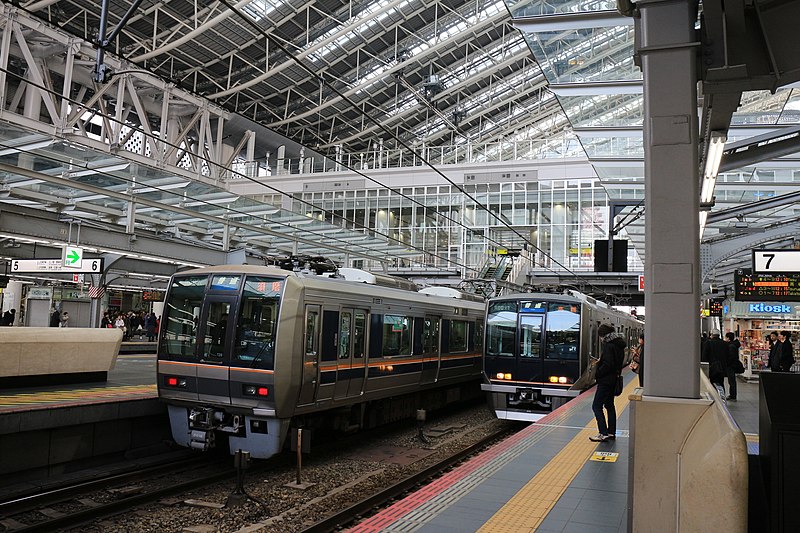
[71,404,512,533]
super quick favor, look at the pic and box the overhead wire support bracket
[94,0,146,83]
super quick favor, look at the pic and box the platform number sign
[754,250,800,273]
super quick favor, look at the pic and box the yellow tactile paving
[0,384,157,409]
[478,377,639,533]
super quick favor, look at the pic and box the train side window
[449,320,468,353]
[353,311,366,358]
[339,311,352,359]
[161,275,206,359]
[305,310,319,358]
[382,315,411,356]
[422,317,440,355]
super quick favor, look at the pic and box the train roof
[170,265,484,307]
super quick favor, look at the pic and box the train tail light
[165,376,187,388]
[244,385,270,397]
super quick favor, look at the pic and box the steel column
[639,0,700,399]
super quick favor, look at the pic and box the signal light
[504,373,512,380]
[548,376,558,383]
[257,387,268,397]
[167,377,178,386]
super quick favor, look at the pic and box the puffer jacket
[596,332,627,386]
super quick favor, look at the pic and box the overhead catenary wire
[0,67,484,274]
[213,0,619,299]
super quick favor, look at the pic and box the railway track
[300,424,517,533]
[0,454,236,532]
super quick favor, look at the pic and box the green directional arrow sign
[63,245,83,268]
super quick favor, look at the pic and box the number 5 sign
[753,250,800,273]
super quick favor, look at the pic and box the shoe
[589,434,609,442]
[606,434,616,440]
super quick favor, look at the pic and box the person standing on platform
[768,331,781,371]
[50,307,61,327]
[779,331,795,372]
[100,312,110,328]
[725,332,740,401]
[144,311,158,342]
[706,330,728,393]
[589,323,626,442]
[60,311,69,327]
[631,334,644,387]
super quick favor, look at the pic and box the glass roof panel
[507,0,617,18]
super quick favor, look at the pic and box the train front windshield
[160,274,284,370]
[486,300,581,383]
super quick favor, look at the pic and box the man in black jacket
[590,323,627,442]
[724,332,741,401]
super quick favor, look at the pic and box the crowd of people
[100,310,160,342]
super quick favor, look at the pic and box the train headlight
[558,377,568,384]
[548,376,571,384]
[496,373,504,379]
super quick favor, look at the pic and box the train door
[334,309,354,399]
[297,305,320,406]
[196,295,237,404]
[316,307,339,402]
[347,309,368,397]
[518,311,545,383]
[419,316,440,385]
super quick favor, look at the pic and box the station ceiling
[2,0,800,295]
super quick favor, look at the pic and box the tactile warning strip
[478,378,637,533]
[0,384,157,413]
[349,374,635,533]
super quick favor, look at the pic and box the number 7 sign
[753,250,800,273]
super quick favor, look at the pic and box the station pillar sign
[62,245,83,268]
[638,275,645,292]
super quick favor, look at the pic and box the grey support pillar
[639,0,700,399]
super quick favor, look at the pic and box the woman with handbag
[590,323,627,443]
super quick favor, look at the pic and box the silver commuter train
[157,265,485,458]
[482,291,643,421]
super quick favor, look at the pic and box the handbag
[614,374,624,396]
[734,359,745,374]
[629,361,639,373]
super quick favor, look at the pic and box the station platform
[0,349,164,487]
[350,372,759,533]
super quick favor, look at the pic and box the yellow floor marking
[478,378,639,533]
[0,385,157,406]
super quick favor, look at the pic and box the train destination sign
[11,258,104,274]
[753,250,800,273]
[734,269,800,302]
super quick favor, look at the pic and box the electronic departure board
[707,298,724,317]
[734,269,800,302]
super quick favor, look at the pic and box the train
[481,291,643,421]
[157,265,486,459]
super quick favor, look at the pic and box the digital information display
[707,298,724,317]
[734,269,800,302]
